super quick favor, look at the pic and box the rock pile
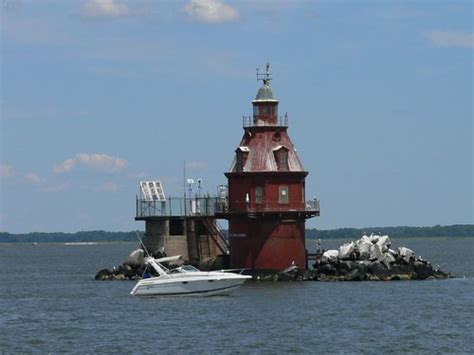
[307,234,450,281]
[95,249,228,281]
[95,248,168,281]
[96,235,451,282]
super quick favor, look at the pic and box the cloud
[0,164,15,177]
[81,0,134,19]
[185,0,240,23]
[425,31,474,48]
[24,172,47,185]
[53,153,127,173]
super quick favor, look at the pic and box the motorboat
[130,255,252,297]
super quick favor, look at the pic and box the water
[1,238,473,353]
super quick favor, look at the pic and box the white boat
[130,255,252,297]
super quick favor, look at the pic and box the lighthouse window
[236,153,243,172]
[279,186,289,204]
[253,106,259,116]
[255,187,263,204]
[275,149,289,171]
[235,150,248,172]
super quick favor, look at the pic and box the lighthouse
[217,63,320,272]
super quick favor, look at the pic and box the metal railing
[136,196,319,218]
[136,197,227,218]
[242,115,288,128]
[225,199,320,214]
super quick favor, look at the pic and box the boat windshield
[167,265,199,274]
[180,265,199,273]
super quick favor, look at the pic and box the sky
[0,0,472,233]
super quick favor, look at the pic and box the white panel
[140,181,166,201]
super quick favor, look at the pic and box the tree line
[0,230,139,243]
[0,224,472,243]
[306,224,474,239]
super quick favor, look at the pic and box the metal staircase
[201,219,229,255]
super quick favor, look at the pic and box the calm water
[0,238,473,353]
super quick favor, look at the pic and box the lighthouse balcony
[136,196,320,219]
[214,198,320,218]
[135,196,228,219]
[242,115,288,128]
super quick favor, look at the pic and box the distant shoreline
[0,224,472,243]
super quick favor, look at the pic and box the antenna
[135,231,151,258]
[256,62,272,86]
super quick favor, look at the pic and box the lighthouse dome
[253,84,278,102]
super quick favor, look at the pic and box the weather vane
[256,62,272,86]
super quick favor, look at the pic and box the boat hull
[131,276,249,297]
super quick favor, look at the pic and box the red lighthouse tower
[218,63,319,272]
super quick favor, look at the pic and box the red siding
[229,217,306,270]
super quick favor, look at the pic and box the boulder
[368,261,391,279]
[321,250,339,263]
[95,268,112,280]
[380,252,396,269]
[389,274,411,281]
[277,265,303,281]
[398,247,415,264]
[318,263,337,276]
[413,260,434,280]
[388,249,398,257]
[390,264,414,277]
[355,239,371,260]
[368,234,379,244]
[344,268,366,281]
[124,249,145,267]
[338,260,356,274]
[339,242,355,260]
[433,269,450,279]
[112,274,127,281]
[355,260,371,273]
[369,243,383,261]
[376,235,391,252]
[303,269,319,281]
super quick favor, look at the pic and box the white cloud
[425,31,474,48]
[24,172,47,185]
[53,153,127,173]
[0,164,15,177]
[185,0,240,23]
[81,0,133,19]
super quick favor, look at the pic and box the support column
[143,220,169,255]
